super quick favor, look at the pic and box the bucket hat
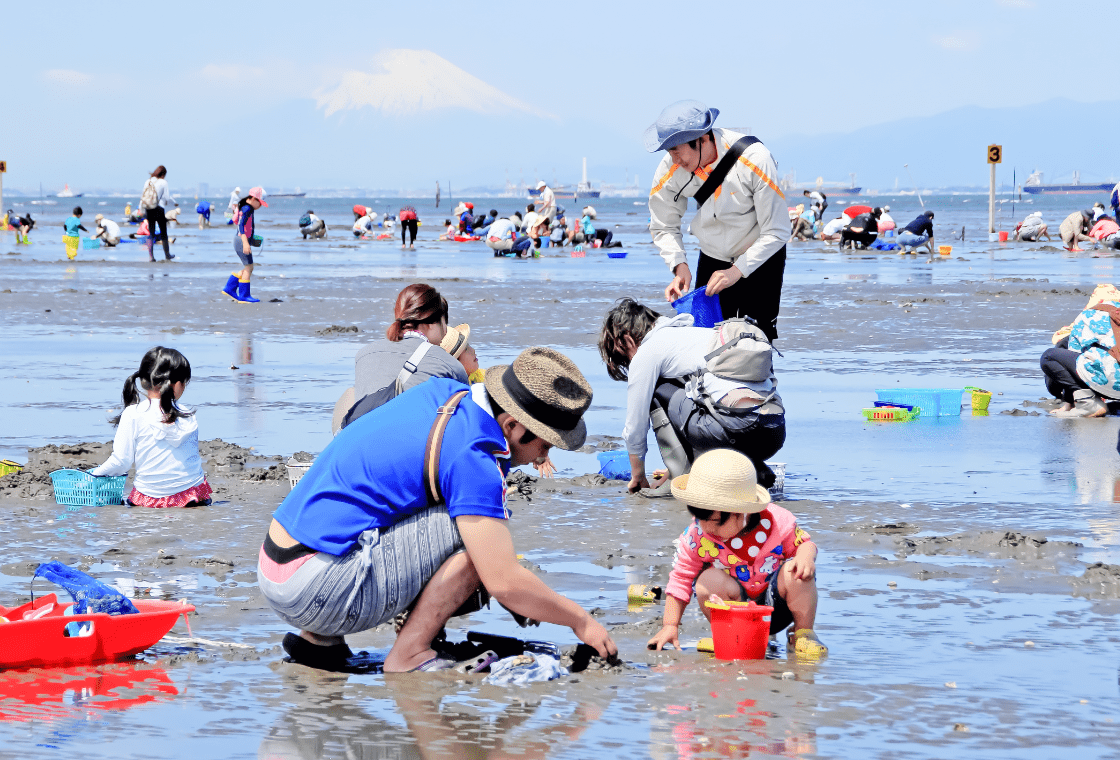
[440,323,471,359]
[582,205,597,219]
[248,187,268,207]
[670,449,770,512]
[536,180,547,190]
[643,100,720,152]
[484,347,592,450]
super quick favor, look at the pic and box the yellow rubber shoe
[789,628,828,659]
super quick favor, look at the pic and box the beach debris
[954,723,969,732]
[1024,641,1035,647]
[945,681,956,688]
[316,324,360,336]
[781,671,795,680]
[484,653,567,685]
[887,581,897,588]
[627,584,663,604]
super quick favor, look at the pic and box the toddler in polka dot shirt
[648,449,827,658]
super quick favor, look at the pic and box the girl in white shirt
[91,347,212,508]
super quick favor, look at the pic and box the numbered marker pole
[986,145,1002,241]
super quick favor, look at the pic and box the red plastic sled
[452,235,480,242]
[0,593,194,669]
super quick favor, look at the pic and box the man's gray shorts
[257,507,464,637]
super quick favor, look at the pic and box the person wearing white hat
[1015,211,1050,242]
[646,100,789,342]
[646,449,827,659]
[92,213,121,247]
[226,187,241,225]
[534,180,556,223]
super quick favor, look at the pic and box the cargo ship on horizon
[1021,170,1113,195]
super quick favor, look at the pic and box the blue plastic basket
[874,388,965,417]
[607,250,627,259]
[49,469,127,506]
[81,238,101,249]
[596,451,631,481]
[671,287,723,328]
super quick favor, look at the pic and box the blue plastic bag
[34,561,139,616]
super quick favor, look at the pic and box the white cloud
[315,49,553,119]
[996,0,1035,8]
[42,69,93,86]
[931,31,981,51]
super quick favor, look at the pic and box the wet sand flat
[2,196,1120,758]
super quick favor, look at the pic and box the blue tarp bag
[196,201,211,215]
[34,561,139,616]
[870,239,899,251]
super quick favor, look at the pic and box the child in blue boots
[223,187,266,303]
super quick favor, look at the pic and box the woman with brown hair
[139,165,178,262]
[332,284,468,433]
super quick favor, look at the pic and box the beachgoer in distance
[534,181,556,222]
[399,206,419,249]
[140,166,177,262]
[258,348,617,672]
[227,187,241,225]
[598,298,785,496]
[222,187,266,303]
[92,214,121,247]
[790,204,814,241]
[1111,181,1119,225]
[1016,211,1051,242]
[196,201,211,229]
[646,450,827,658]
[485,215,520,255]
[352,208,377,238]
[439,219,456,240]
[1089,214,1120,250]
[1040,293,1120,416]
[63,206,86,260]
[877,205,895,232]
[352,204,367,222]
[458,203,476,234]
[819,216,845,243]
[299,210,327,239]
[510,212,550,257]
[1060,210,1094,252]
[803,189,827,222]
[472,209,498,237]
[839,207,881,250]
[646,100,789,342]
[90,346,213,507]
[897,210,935,254]
[6,210,33,244]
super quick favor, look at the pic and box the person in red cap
[222,187,267,303]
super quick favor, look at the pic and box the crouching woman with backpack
[598,298,785,496]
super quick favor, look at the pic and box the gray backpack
[140,178,159,210]
[704,318,775,384]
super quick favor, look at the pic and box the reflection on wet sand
[0,663,178,724]
[257,671,612,760]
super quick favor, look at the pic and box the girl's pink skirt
[128,479,213,508]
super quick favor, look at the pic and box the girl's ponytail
[110,371,143,426]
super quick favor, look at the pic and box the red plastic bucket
[705,600,772,660]
[998,230,1009,242]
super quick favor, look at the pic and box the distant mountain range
[766,97,1120,191]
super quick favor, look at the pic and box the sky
[1,0,1115,194]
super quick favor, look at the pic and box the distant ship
[1021,170,1113,195]
[529,158,601,199]
[780,172,861,198]
[54,184,83,198]
[268,187,307,198]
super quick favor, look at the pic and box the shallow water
[3,193,1120,758]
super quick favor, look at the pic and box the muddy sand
[3,215,1120,758]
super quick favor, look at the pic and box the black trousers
[695,246,786,342]
[145,207,170,258]
[1040,337,1088,403]
[401,219,418,245]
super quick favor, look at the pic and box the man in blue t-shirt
[258,347,617,672]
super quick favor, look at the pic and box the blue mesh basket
[49,469,127,506]
[874,388,965,417]
[596,451,631,481]
[671,287,723,328]
[606,250,627,258]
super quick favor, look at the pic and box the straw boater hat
[670,450,770,513]
[440,323,471,359]
[483,347,592,450]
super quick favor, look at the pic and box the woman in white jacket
[599,298,785,496]
[91,346,211,507]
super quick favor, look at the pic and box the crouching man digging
[257,347,617,672]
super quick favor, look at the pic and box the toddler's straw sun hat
[440,323,471,359]
[670,449,770,513]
